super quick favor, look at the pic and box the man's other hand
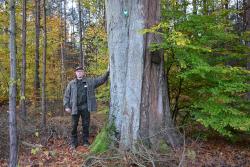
[65,108,71,113]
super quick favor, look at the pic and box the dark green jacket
[63,71,109,115]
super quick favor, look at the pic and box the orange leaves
[18,138,90,166]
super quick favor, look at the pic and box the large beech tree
[106,0,182,150]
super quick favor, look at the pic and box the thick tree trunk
[78,0,84,67]
[9,0,18,165]
[106,0,182,150]
[34,0,41,103]
[21,0,27,118]
[41,0,47,129]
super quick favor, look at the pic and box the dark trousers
[71,108,90,145]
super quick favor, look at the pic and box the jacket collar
[73,77,87,83]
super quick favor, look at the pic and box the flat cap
[75,66,84,71]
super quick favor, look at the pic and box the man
[63,65,109,148]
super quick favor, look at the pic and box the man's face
[75,70,85,78]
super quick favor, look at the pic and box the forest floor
[15,113,107,167]
[0,103,250,167]
[0,102,107,167]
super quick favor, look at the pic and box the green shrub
[145,8,250,137]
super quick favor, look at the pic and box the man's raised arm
[93,66,110,88]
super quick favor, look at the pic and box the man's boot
[83,137,90,147]
[71,135,78,149]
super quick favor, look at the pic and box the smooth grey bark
[34,0,41,102]
[106,0,144,150]
[41,0,47,129]
[106,0,182,150]
[21,0,27,118]
[9,0,18,165]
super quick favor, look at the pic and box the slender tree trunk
[211,0,215,13]
[71,0,75,47]
[62,0,67,115]
[182,0,187,15]
[192,0,197,15]
[78,0,84,67]
[225,0,229,10]
[172,79,183,123]
[60,1,64,67]
[236,0,239,25]
[103,2,107,32]
[64,0,67,49]
[243,0,247,29]
[60,0,65,116]
[203,0,208,15]
[106,0,182,150]
[9,0,18,165]
[221,0,230,9]
[246,0,250,99]
[34,0,41,104]
[41,0,47,129]
[21,0,27,119]
[246,0,250,43]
